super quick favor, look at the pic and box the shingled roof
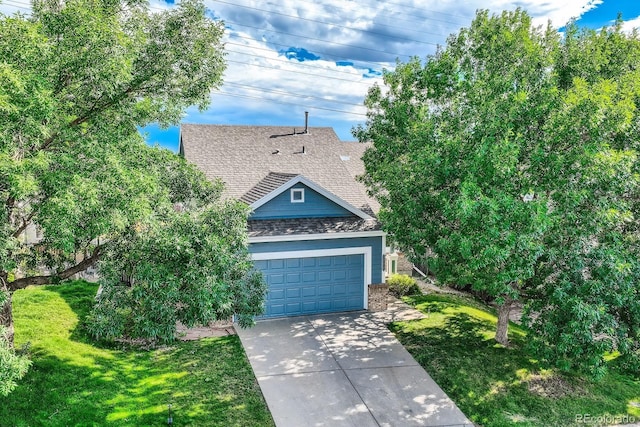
[240,172,299,204]
[179,124,379,215]
[247,216,382,238]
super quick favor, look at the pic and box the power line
[224,81,366,107]
[226,58,378,86]
[226,34,392,69]
[224,19,413,59]
[212,0,445,46]
[1,0,32,11]
[369,0,471,23]
[225,47,382,80]
[287,0,470,24]
[213,89,367,116]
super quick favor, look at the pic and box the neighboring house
[179,122,387,318]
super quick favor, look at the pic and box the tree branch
[8,246,102,291]
[12,211,37,239]
[5,195,15,223]
[39,84,139,152]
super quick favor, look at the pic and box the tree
[355,9,558,346]
[355,9,640,375]
[523,20,640,377]
[86,148,266,342]
[1,0,266,390]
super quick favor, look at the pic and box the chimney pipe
[304,111,309,134]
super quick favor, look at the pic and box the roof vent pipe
[304,111,309,134]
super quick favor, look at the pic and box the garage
[253,251,367,318]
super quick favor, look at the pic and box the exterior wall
[249,236,384,284]
[396,252,414,275]
[251,183,353,220]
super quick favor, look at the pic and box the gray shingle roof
[240,172,298,204]
[247,216,381,238]
[179,124,379,215]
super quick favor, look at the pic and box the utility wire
[213,90,367,116]
[211,0,446,45]
[226,34,392,69]
[226,58,378,86]
[225,47,382,80]
[225,19,413,59]
[224,81,366,107]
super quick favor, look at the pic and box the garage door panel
[269,289,285,300]
[348,254,362,265]
[287,273,301,283]
[349,268,362,279]
[346,283,361,294]
[258,253,365,318]
[286,302,301,313]
[317,285,332,296]
[317,300,332,311]
[333,299,347,309]
[269,304,285,316]
[286,287,301,298]
[333,256,347,266]
[333,270,347,280]
[333,284,346,295]
[318,257,332,267]
[269,273,285,285]
[269,259,285,269]
[286,259,300,268]
[302,287,316,297]
[317,271,331,281]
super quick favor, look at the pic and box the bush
[387,274,420,298]
[0,326,31,397]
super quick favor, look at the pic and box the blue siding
[250,236,384,284]
[251,184,353,219]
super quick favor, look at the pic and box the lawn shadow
[391,295,637,426]
[6,282,274,427]
[46,280,99,344]
[1,335,272,426]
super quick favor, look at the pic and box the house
[179,121,387,318]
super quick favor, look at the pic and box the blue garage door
[254,254,365,318]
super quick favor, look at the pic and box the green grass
[1,281,274,427]
[390,294,640,427]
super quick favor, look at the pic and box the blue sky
[2,0,638,151]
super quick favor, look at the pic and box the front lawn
[1,281,274,427]
[391,294,640,427]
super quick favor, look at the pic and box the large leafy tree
[525,20,640,377]
[1,0,265,393]
[355,9,640,375]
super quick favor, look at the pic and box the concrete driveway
[236,310,472,427]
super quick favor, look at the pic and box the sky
[2,0,639,151]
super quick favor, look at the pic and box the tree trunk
[495,297,512,346]
[8,245,101,292]
[1,280,13,348]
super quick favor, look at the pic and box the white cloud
[205,0,603,138]
[0,0,622,141]
[622,15,640,33]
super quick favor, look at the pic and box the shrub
[0,326,31,397]
[387,274,420,298]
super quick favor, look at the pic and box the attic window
[291,188,305,203]
[340,155,350,161]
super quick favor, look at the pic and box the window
[291,188,305,203]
